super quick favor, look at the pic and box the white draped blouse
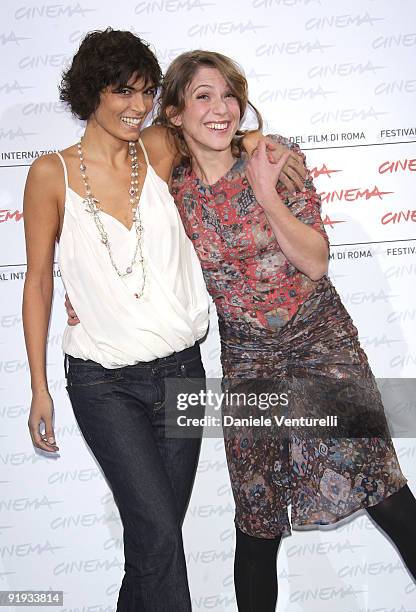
[56,139,209,368]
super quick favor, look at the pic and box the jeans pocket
[178,356,206,384]
[67,364,123,388]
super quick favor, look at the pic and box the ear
[166,105,182,127]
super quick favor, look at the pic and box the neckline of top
[188,154,248,190]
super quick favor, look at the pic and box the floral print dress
[170,135,407,538]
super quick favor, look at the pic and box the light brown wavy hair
[154,50,263,162]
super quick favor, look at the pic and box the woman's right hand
[65,293,80,326]
[28,391,59,453]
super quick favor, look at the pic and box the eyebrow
[113,82,155,93]
[192,83,214,94]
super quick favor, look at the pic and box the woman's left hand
[242,132,306,192]
[246,139,292,209]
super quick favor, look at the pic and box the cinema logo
[135,0,215,14]
[338,560,404,578]
[308,61,385,79]
[290,584,365,603]
[192,593,236,609]
[0,452,40,467]
[390,353,416,370]
[340,288,397,306]
[253,0,322,7]
[51,422,81,438]
[0,127,36,140]
[382,211,416,225]
[53,556,123,575]
[256,39,332,57]
[187,547,234,564]
[14,3,95,19]
[311,106,387,124]
[322,215,345,228]
[379,158,416,174]
[197,458,227,474]
[384,264,416,280]
[18,54,70,69]
[0,81,33,94]
[387,308,416,324]
[397,445,416,460]
[156,47,187,65]
[48,468,103,485]
[373,32,416,49]
[22,102,66,115]
[0,541,63,558]
[320,185,392,204]
[0,359,30,374]
[375,79,416,96]
[245,67,270,82]
[188,502,234,518]
[51,511,120,530]
[309,164,342,179]
[305,12,383,30]
[0,404,28,419]
[0,31,30,45]
[359,334,402,349]
[0,209,23,223]
[259,85,336,104]
[0,495,61,510]
[287,539,364,558]
[188,20,267,37]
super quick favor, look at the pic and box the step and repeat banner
[1,0,415,610]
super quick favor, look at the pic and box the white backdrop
[1,0,416,610]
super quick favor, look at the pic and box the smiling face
[91,73,156,141]
[171,66,242,157]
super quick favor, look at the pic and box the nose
[131,92,148,115]
[211,96,228,115]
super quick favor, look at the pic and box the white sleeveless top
[57,139,210,368]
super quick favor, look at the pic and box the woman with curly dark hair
[23,27,302,611]
[22,28,211,612]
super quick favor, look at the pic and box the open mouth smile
[205,121,230,132]
[121,116,142,128]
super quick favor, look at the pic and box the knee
[126,517,183,576]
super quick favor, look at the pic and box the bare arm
[22,155,62,452]
[140,125,180,184]
[246,140,329,281]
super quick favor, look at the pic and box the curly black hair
[59,28,162,120]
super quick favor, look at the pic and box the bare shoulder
[141,126,178,183]
[26,152,64,192]
[24,152,67,212]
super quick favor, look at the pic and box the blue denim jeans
[65,343,205,612]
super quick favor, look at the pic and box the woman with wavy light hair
[155,49,416,611]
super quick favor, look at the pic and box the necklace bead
[77,138,146,298]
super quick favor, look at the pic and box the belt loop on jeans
[64,354,69,379]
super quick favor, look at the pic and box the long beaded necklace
[77,139,146,299]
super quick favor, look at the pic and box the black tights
[234,485,416,612]
[366,484,416,581]
[234,527,282,612]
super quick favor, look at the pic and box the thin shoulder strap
[55,151,68,190]
[138,138,150,166]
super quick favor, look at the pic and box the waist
[65,342,201,374]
